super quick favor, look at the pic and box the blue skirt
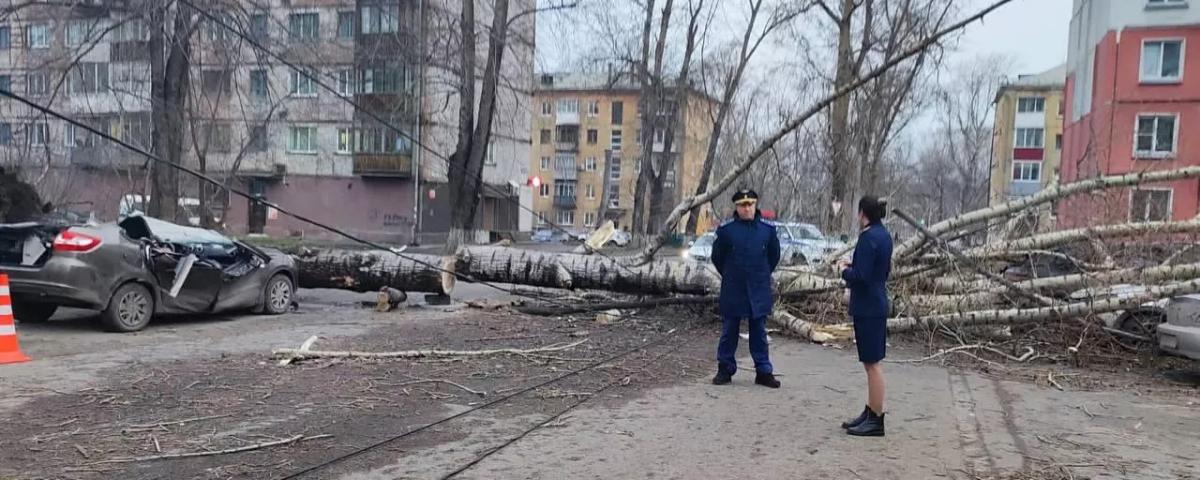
[853,316,887,363]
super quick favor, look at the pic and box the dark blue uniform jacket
[842,222,893,318]
[711,214,781,319]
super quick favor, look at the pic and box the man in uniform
[710,189,781,388]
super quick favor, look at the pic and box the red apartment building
[1061,0,1200,226]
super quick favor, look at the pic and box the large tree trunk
[295,251,456,295]
[631,0,673,236]
[149,4,189,223]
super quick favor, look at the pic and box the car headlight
[682,250,690,259]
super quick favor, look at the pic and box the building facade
[988,65,1065,234]
[0,0,534,245]
[1061,0,1200,226]
[529,73,716,236]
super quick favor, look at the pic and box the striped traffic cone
[0,273,31,365]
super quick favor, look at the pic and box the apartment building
[0,0,534,244]
[529,72,716,235]
[988,64,1065,234]
[1060,0,1200,226]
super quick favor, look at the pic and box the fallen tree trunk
[965,220,1200,257]
[294,250,456,295]
[884,277,1200,333]
[895,166,1200,258]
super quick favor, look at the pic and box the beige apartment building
[529,73,716,235]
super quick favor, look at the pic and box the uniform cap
[732,189,758,205]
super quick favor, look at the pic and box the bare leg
[864,362,885,413]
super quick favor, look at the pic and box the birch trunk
[965,220,1200,257]
[895,166,1200,258]
[295,251,456,295]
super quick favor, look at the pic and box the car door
[150,246,224,314]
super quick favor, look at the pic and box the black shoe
[846,408,885,437]
[712,371,732,385]
[841,405,871,429]
[754,373,780,388]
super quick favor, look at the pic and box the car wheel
[13,303,57,323]
[1117,311,1165,351]
[262,274,294,315]
[100,283,154,333]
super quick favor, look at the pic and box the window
[355,127,413,154]
[288,126,317,153]
[22,72,43,96]
[1147,0,1189,9]
[28,122,47,146]
[587,101,599,117]
[250,14,269,40]
[537,212,548,225]
[0,123,10,145]
[611,129,622,152]
[289,68,317,96]
[1135,114,1177,157]
[609,157,621,180]
[337,128,352,154]
[540,156,550,170]
[664,169,675,188]
[557,98,578,114]
[540,184,550,197]
[484,142,497,166]
[0,26,9,50]
[586,129,598,144]
[118,116,151,148]
[110,63,149,93]
[540,129,551,144]
[66,20,92,46]
[1017,97,1045,113]
[248,125,268,152]
[198,123,231,153]
[361,5,400,34]
[205,12,233,41]
[357,67,412,94]
[27,24,49,49]
[541,101,551,116]
[556,210,575,225]
[250,69,269,98]
[1055,134,1063,150]
[1014,128,1043,148]
[586,183,595,199]
[585,212,595,226]
[201,69,232,96]
[611,101,624,124]
[608,184,620,207]
[585,157,597,171]
[337,69,354,96]
[111,19,149,42]
[68,63,109,94]
[554,153,575,175]
[289,13,319,40]
[1131,189,1171,222]
[555,181,576,198]
[1142,40,1184,83]
[0,75,9,91]
[1012,161,1041,182]
[338,11,356,38]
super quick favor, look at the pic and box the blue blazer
[842,223,893,319]
[711,214,781,319]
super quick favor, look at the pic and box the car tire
[261,274,294,315]
[100,283,154,333]
[13,303,57,323]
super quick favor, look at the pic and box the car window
[693,234,715,247]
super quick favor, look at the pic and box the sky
[955,0,1073,76]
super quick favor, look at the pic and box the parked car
[683,233,716,262]
[610,229,631,247]
[777,222,843,265]
[0,214,297,332]
[1159,294,1200,360]
[531,229,556,243]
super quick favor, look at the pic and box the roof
[533,71,715,103]
[994,63,1066,103]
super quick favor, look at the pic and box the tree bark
[894,166,1200,258]
[632,0,673,236]
[964,220,1200,257]
[149,4,190,223]
[294,250,456,295]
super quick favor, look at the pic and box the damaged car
[0,214,297,332]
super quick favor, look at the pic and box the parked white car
[683,233,715,262]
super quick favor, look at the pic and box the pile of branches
[775,166,1200,350]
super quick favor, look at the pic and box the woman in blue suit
[838,196,892,437]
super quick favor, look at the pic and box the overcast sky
[956,0,1072,75]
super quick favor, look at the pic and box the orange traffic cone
[0,273,31,365]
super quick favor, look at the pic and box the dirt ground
[1,287,1198,480]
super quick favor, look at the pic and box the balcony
[353,153,413,177]
[1007,181,1042,197]
[554,195,577,209]
[555,140,578,152]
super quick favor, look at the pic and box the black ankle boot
[841,405,871,429]
[846,408,885,437]
[754,373,780,388]
[712,371,732,385]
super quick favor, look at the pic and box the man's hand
[837,259,851,273]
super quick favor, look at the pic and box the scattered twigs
[893,345,1037,364]
[517,296,716,316]
[385,379,486,396]
[272,339,589,362]
[278,335,320,366]
[1047,372,1065,391]
[121,414,235,433]
[88,434,332,464]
